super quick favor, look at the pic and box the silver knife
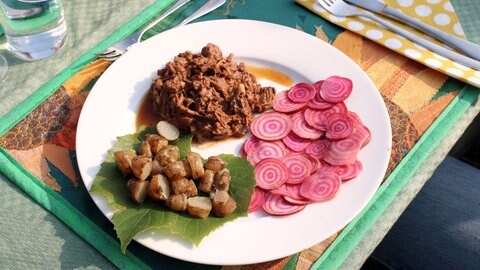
[346,0,480,61]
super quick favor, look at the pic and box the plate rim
[76,19,392,265]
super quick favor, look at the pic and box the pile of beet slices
[242,76,371,216]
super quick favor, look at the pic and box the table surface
[0,0,479,269]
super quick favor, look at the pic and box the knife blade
[346,0,480,61]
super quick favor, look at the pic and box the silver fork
[317,0,480,71]
[98,0,226,61]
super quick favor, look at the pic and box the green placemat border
[0,0,479,269]
[0,147,149,270]
[0,1,178,269]
[0,0,176,136]
[312,86,479,269]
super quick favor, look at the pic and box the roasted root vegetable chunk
[139,141,152,158]
[183,160,193,178]
[147,174,170,201]
[156,121,180,141]
[166,193,188,212]
[214,169,231,191]
[114,149,136,176]
[205,156,227,172]
[164,161,187,180]
[187,196,212,219]
[145,134,168,154]
[198,170,215,193]
[186,152,204,179]
[171,178,189,195]
[155,145,180,166]
[212,190,237,217]
[186,180,198,197]
[127,178,149,203]
[131,156,152,181]
[150,160,163,175]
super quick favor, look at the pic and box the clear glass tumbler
[0,54,7,82]
[0,0,67,61]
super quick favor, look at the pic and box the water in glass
[0,0,67,61]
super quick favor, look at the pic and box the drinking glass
[0,0,67,61]
[0,54,7,82]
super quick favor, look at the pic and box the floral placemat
[0,0,478,269]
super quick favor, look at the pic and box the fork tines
[96,48,122,62]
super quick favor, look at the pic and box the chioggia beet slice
[300,172,341,202]
[287,83,316,103]
[250,112,292,141]
[254,158,290,190]
[273,91,306,113]
[248,187,266,213]
[319,75,353,103]
[263,192,306,216]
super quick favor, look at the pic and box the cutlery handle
[135,0,191,43]
[383,6,480,61]
[175,0,226,28]
[361,11,480,71]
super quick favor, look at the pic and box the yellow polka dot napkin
[296,0,480,87]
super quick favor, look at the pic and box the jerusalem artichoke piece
[198,170,215,193]
[145,134,168,154]
[212,190,237,217]
[205,156,227,172]
[131,156,152,181]
[186,152,204,179]
[155,145,180,166]
[166,193,188,212]
[127,178,149,203]
[186,180,198,197]
[139,141,152,158]
[114,149,136,176]
[156,120,180,141]
[187,196,212,219]
[150,160,163,176]
[171,178,189,194]
[183,160,193,179]
[164,161,187,180]
[214,168,231,191]
[147,174,170,201]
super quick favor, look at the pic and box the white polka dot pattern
[397,0,413,7]
[348,21,364,31]
[434,14,451,26]
[446,68,464,77]
[298,0,480,88]
[385,38,403,49]
[415,5,432,17]
[366,29,383,40]
[405,49,422,59]
[443,2,454,12]
[425,58,443,68]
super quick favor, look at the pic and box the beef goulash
[150,43,275,142]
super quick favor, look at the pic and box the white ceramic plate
[77,19,391,265]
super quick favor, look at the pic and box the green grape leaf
[90,130,255,253]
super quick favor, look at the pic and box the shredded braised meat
[150,43,275,142]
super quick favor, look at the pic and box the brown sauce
[246,65,294,87]
[136,66,293,131]
[136,94,158,131]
